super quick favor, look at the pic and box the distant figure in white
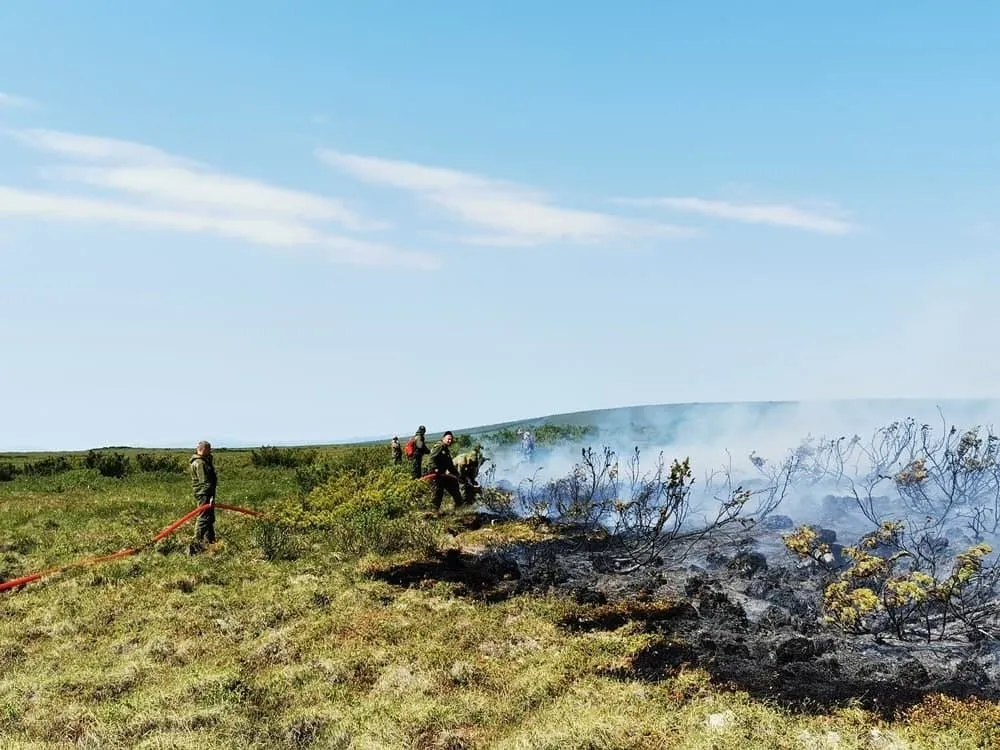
[521,430,535,461]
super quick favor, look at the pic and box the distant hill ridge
[352,397,1000,448]
[11,399,997,453]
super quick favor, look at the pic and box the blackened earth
[369,512,1000,718]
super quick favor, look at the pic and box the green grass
[1,446,999,749]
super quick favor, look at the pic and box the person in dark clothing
[428,431,464,512]
[189,440,218,552]
[390,436,402,464]
[410,425,430,479]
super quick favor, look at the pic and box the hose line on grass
[0,502,263,594]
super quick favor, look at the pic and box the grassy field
[1,444,999,749]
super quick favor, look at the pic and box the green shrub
[277,466,435,557]
[250,446,318,469]
[482,423,595,447]
[21,456,74,476]
[135,452,183,473]
[327,506,437,558]
[323,446,387,478]
[294,462,334,496]
[83,450,130,478]
[452,433,474,451]
[252,518,301,561]
[0,463,16,482]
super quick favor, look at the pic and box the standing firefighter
[454,443,487,507]
[189,440,218,553]
[406,425,430,479]
[390,436,402,464]
[429,431,464,513]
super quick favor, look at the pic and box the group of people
[391,426,489,513]
[185,428,493,554]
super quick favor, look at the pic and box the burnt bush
[778,417,1000,642]
[507,444,795,573]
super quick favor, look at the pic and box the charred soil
[370,513,1000,719]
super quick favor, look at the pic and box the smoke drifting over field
[481,398,1000,551]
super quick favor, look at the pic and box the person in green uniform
[428,431,464,512]
[454,444,487,506]
[189,440,218,552]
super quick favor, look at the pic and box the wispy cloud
[316,149,698,247]
[2,128,433,268]
[618,196,856,235]
[11,128,189,166]
[0,92,36,109]
[0,187,428,267]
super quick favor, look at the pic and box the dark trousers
[411,456,424,479]
[194,497,216,543]
[460,480,479,506]
[432,473,464,511]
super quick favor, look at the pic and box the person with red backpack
[406,425,429,478]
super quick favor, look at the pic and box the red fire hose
[0,502,263,594]
[420,472,460,483]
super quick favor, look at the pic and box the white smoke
[479,398,1000,551]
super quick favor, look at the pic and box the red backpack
[404,437,417,457]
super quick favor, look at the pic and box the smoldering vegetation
[380,401,1000,715]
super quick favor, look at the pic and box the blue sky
[1,1,998,451]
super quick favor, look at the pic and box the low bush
[0,462,16,482]
[21,456,74,477]
[784,521,998,641]
[82,450,130,478]
[323,446,387,478]
[250,446,318,469]
[252,518,301,561]
[135,452,184,473]
[293,462,334,496]
[277,465,435,557]
[482,423,595,447]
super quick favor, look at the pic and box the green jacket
[429,442,457,475]
[190,453,218,501]
[454,449,485,481]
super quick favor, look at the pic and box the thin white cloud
[0,186,435,269]
[317,149,698,246]
[16,129,381,230]
[11,128,185,165]
[2,128,428,268]
[0,92,36,109]
[620,196,856,235]
[46,165,383,231]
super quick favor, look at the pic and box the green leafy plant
[250,445,318,469]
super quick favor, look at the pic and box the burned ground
[368,513,1000,719]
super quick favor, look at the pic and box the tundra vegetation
[1,417,999,749]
